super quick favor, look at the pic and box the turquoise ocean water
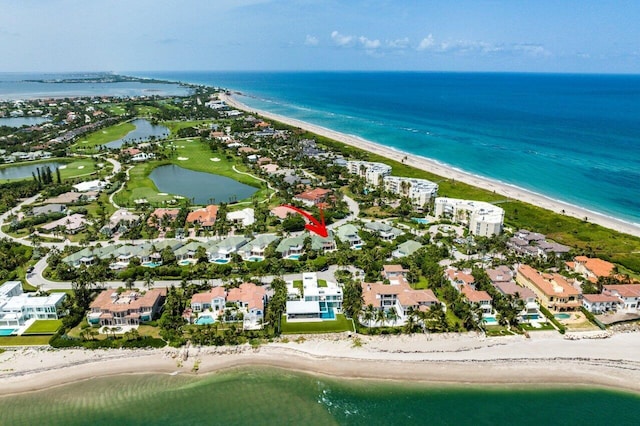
[1,368,639,425]
[137,71,640,226]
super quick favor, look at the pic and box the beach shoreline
[219,92,640,238]
[2,332,640,397]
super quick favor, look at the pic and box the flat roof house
[0,281,66,327]
[286,272,343,321]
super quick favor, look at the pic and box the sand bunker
[58,165,67,169]
[210,158,221,162]
[177,157,189,161]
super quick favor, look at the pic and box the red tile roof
[187,205,218,227]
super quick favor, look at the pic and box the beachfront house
[582,293,622,314]
[87,288,166,327]
[515,265,581,312]
[0,281,66,328]
[285,272,343,321]
[190,287,227,314]
[226,283,267,330]
[602,285,640,311]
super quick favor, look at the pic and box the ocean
[135,71,640,227]
[1,368,639,425]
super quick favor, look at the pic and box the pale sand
[220,93,640,238]
[177,157,189,161]
[210,157,221,162]
[2,332,640,396]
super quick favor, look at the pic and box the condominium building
[383,176,439,208]
[434,197,505,237]
[346,160,392,185]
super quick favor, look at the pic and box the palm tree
[362,304,376,328]
[386,307,398,326]
[404,307,418,334]
[375,309,386,327]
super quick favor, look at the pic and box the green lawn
[104,104,127,116]
[72,121,135,152]
[281,314,354,334]
[23,319,62,334]
[0,335,51,346]
[520,322,556,332]
[135,105,161,116]
[114,140,269,207]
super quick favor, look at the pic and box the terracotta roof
[187,205,218,227]
[295,188,331,202]
[574,256,615,278]
[603,284,640,298]
[270,206,294,219]
[517,265,580,298]
[383,264,407,273]
[582,293,621,303]
[191,287,226,304]
[90,288,166,313]
[460,285,492,303]
[446,268,475,286]
[227,282,266,311]
[362,280,439,308]
[494,282,536,300]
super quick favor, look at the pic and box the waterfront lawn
[0,335,51,346]
[59,158,100,180]
[23,320,63,335]
[281,314,354,334]
[72,121,135,152]
[520,322,556,332]
[162,120,213,134]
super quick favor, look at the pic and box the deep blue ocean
[136,71,640,226]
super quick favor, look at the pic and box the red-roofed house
[294,188,332,207]
[361,278,440,327]
[226,283,267,330]
[446,268,475,291]
[87,288,166,327]
[460,285,494,315]
[603,285,640,311]
[516,264,581,312]
[190,287,226,313]
[187,205,218,229]
[570,256,616,282]
[148,208,180,228]
[270,205,294,220]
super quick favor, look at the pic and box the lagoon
[0,161,64,181]
[0,117,50,127]
[104,118,169,149]
[149,164,258,204]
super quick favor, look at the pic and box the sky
[1,0,639,73]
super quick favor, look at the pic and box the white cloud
[359,36,381,49]
[512,44,551,57]
[331,30,354,47]
[305,35,319,46]
[417,34,435,51]
[387,37,410,49]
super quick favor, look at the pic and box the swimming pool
[320,309,336,320]
[483,316,498,325]
[287,254,301,260]
[0,328,16,336]
[195,315,215,325]
[142,261,162,268]
[213,258,230,264]
[555,313,572,319]
[525,314,540,320]
[412,217,429,225]
[246,256,264,262]
[178,260,191,266]
[353,244,363,250]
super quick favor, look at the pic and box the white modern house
[434,197,505,237]
[285,272,343,321]
[227,208,255,227]
[0,281,66,328]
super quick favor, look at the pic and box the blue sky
[1,0,639,73]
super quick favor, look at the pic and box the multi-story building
[0,281,66,328]
[515,265,581,312]
[87,288,166,327]
[434,197,505,237]
[286,272,343,321]
[383,176,439,208]
[346,160,392,185]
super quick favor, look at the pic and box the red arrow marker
[282,205,328,238]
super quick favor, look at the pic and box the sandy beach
[2,331,640,396]
[220,93,640,238]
